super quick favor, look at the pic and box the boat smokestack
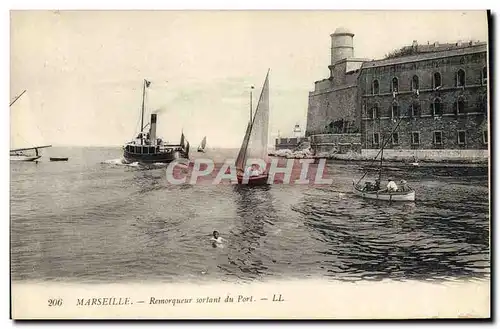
[149,114,157,145]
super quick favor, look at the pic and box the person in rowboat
[251,164,263,176]
[245,164,262,177]
[399,180,410,192]
[364,182,374,191]
[386,179,398,192]
[244,165,254,177]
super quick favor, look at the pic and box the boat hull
[123,148,188,164]
[10,155,41,162]
[197,149,205,153]
[352,182,415,202]
[236,173,269,185]
[50,157,68,162]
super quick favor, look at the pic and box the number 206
[48,299,63,307]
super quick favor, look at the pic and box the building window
[433,98,443,116]
[483,95,488,115]
[457,130,466,145]
[373,132,380,146]
[392,132,399,145]
[457,96,466,114]
[411,75,419,91]
[392,77,399,93]
[411,102,420,117]
[456,69,466,87]
[433,131,443,145]
[433,72,442,89]
[371,104,379,119]
[482,67,487,85]
[483,130,488,145]
[391,102,399,118]
[372,79,379,95]
[411,132,420,145]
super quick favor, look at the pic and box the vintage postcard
[9,9,491,319]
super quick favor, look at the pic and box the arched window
[433,72,442,89]
[391,101,399,118]
[482,67,487,85]
[433,98,442,116]
[372,79,379,95]
[411,75,419,91]
[457,96,466,114]
[456,69,466,87]
[392,77,399,93]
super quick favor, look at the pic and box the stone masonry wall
[359,47,488,156]
[307,85,359,136]
[310,133,361,154]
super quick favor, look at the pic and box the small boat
[10,90,52,161]
[197,136,207,152]
[235,70,271,186]
[352,180,415,201]
[10,152,41,162]
[352,118,415,202]
[122,79,189,164]
[50,157,69,162]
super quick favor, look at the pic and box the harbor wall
[361,148,489,162]
[310,133,362,154]
[309,132,488,162]
[275,137,308,150]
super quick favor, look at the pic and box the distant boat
[10,90,52,162]
[197,136,207,153]
[352,117,415,202]
[123,79,189,164]
[50,157,69,162]
[235,70,271,185]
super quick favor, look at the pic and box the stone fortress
[304,27,488,162]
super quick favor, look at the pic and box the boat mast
[10,90,27,107]
[250,85,254,122]
[355,117,403,186]
[140,80,146,145]
[379,135,384,181]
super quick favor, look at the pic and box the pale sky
[10,10,488,148]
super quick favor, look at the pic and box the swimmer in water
[210,230,225,247]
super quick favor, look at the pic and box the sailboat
[10,90,51,161]
[123,79,190,164]
[197,136,207,153]
[235,70,270,185]
[352,119,415,202]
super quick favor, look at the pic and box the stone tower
[330,27,354,65]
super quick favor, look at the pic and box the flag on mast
[145,80,151,88]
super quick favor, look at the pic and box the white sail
[10,91,48,151]
[244,70,270,164]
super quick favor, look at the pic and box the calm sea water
[10,147,490,284]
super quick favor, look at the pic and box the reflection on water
[218,185,276,281]
[10,147,490,284]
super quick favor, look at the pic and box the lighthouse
[293,124,302,138]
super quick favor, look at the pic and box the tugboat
[123,79,189,164]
